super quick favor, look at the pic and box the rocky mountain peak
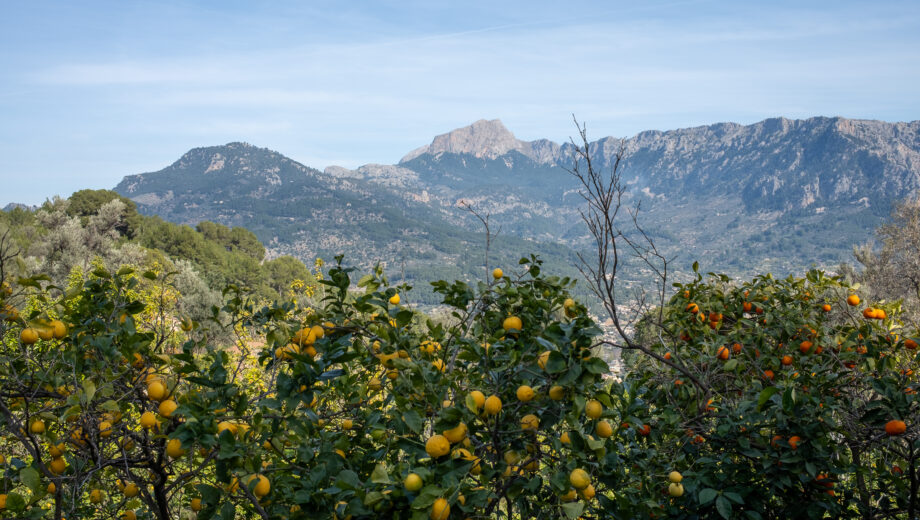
[401,119,526,162]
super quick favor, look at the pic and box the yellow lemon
[502,316,522,332]
[425,435,451,458]
[585,399,603,419]
[516,385,535,402]
[570,468,590,490]
[430,498,450,520]
[404,473,423,491]
[443,423,468,444]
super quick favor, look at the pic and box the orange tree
[602,265,920,519]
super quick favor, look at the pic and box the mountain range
[113,116,920,303]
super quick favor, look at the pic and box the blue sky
[1,0,919,205]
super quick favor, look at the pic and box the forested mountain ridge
[111,116,920,301]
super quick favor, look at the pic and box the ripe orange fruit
[716,346,730,360]
[885,420,907,436]
[906,339,918,350]
[763,370,774,380]
[732,343,742,354]
[638,424,651,436]
[492,268,503,279]
[742,301,752,312]
[663,352,672,360]
[847,294,860,306]
[389,294,400,305]
[685,302,699,314]
[799,341,813,354]
[788,435,801,450]
[781,355,793,366]
[822,304,831,312]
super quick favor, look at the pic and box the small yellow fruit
[389,294,401,305]
[548,385,565,400]
[596,420,613,438]
[191,498,202,511]
[520,414,539,430]
[425,435,451,458]
[470,390,486,411]
[122,510,137,520]
[140,412,157,429]
[165,438,185,458]
[430,498,450,520]
[484,395,502,415]
[669,483,684,497]
[443,422,468,444]
[585,399,603,419]
[492,268,503,279]
[30,419,46,434]
[516,385,535,402]
[50,320,67,339]
[99,421,113,438]
[502,316,522,332]
[217,421,236,435]
[248,474,270,497]
[560,431,571,444]
[431,359,446,372]
[147,381,167,402]
[404,473,423,492]
[537,351,551,370]
[570,468,590,490]
[368,377,382,391]
[563,298,575,309]
[669,471,683,483]
[21,328,39,344]
[342,419,353,430]
[37,327,53,340]
[158,399,178,418]
[90,489,103,504]
[49,457,66,474]
[48,444,65,457]
[561,488,577,501]
[580,483,596,500]
[123,482,139,498]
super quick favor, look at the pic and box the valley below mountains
[114,116,920,304]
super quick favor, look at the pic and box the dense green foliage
[0,190,316,305]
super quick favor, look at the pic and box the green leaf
[20,467,40,493]
[716,496,732,519]
[370,463,391,485]
[723,359,738,371]
[699,488,718,505]
[403,410,423,434]
[724,491,744,504]
[82,379,96,402]
[561,501,586,519]
[757,387,780,411]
